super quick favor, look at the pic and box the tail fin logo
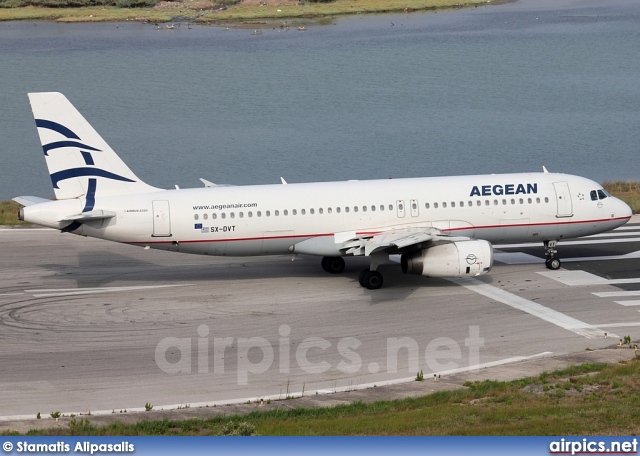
[36,118,136,189]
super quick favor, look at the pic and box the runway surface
[1,218,639,419]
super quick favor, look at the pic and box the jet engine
[401,240,493,278]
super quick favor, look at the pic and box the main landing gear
[544,240,562,270]
[320,255,387,290]
[321,256,345,274]
[358,269,383,290]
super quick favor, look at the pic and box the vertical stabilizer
[28,92,161,200]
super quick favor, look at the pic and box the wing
[340,227,471,256]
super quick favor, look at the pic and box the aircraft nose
[618,198,633,219]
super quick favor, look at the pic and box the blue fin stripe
[50,168,135,189]
[82,178,97,212]
[81,151,95,166]
[61,221,83,233]
[35,119,80,140]
[43,141,102,156]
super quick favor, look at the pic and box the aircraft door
[410,199,419,217]
[152,200,172,237]
[553,182,573,218]
[396,200,406,218]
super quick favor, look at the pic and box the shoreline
[0,0,509,24]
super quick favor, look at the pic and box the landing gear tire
[358,268,369,287]
[321,256,345,274]
[545,258,561,270]
[359,270,383,290]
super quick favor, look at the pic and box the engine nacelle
[401,240,493,278]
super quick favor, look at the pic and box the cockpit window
[591,189,609,200]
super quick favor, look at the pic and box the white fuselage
[25,172,631,257]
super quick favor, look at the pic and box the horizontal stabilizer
[12,196,50,207]
[59,209,116,222]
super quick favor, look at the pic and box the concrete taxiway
[1,217,639,424]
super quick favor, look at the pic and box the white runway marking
[25,284,193,298]
[448,277,614,339]
[592,322,640,328]
[494,252,542,265]
[0,293,25,297]
[495,250,640,265]
[614,301,640,307]
[593,291,640,298]
[495,237,640,249]
[538,270,640,286]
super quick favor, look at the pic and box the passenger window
[597,190,608,200]
[519,198,524,204]
[493,200,498,206]
[476,201,481,207]
[451,202,455,208]
[292,209,297,215]
[310,208,315,214]
[544,197,549,203]
[536,198,540,204]
[320,208,324,214]
[443,202,447,208]
[425,203,430,209]
[380,205,384,211]
[371,205,376,212]
[274,210,279,216]
[212,213,217,220]
[328,208,333,214]
[345,207,349,213]
[527,198,532,204]
[354,206,359,212]
[203,213,208,220]
[230,212,235,218]
[460,201,464,207]
[362,206,367,212]
[337,207,341,213]
[301,209,306,215]
[434,202,439,209]
[257,211,261,217]
[266,210,270,217]
[511,199,515,205]
[412,202,417,210]
[388,204,393,211]
[239,212,243,218]
[284,210,288,216]
[248,211,253,217]
[485,200,490,206]
[194,214,199,220]
[502,199,507,205]
[590,190,598,201]
[397,204,402,211]
[222,213,226,219]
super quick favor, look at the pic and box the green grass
[0,0,496,22]
[4,359,640,436]
[0,200,27,226]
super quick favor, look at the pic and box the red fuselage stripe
[123,216,631,245]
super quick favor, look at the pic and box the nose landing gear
[544,240,561,270]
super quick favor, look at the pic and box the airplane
[14,92,633,289]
